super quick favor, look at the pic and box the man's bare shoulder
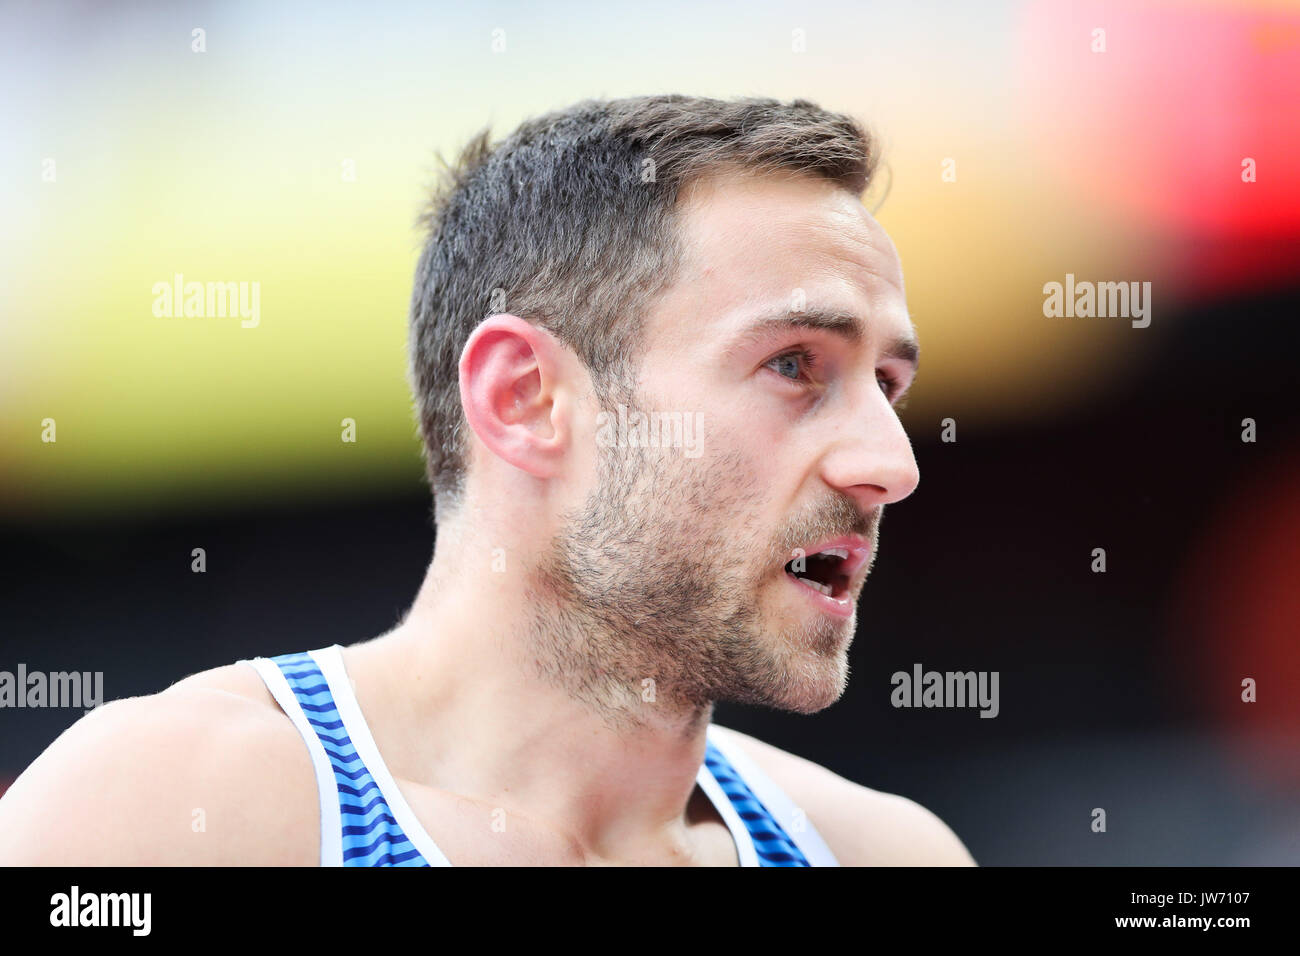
[0,661,318,866]
[711,724,976,866]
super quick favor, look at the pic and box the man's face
[536,170,920,717]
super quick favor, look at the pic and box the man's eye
[766,349,817,382]
[879,371,911,408]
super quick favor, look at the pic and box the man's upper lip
[791,535,872,580]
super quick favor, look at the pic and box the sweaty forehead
[647,170,909,352]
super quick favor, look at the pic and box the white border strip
[240,656,344,867]
[706,726,840,866]
[696,758,760,867]
[310,645,453,867]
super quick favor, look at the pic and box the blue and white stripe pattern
[703,740,811,866]
[269,651,430,867]
[257,646,826,866]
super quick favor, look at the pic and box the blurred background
[2,0,1297,864]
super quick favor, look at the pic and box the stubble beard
[525,416,874,734]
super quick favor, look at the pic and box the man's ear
[458,314,572,481]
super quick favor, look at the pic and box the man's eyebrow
[724,307,920,369]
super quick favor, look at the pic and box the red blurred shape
[1021,1,1300,294]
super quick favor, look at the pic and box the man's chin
[738,637,852,714]
[785,657,851,713]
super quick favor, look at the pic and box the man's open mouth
[781,539,870,600]
[784,549,851,598]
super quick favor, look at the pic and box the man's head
[409,95,920,719]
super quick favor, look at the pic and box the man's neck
[346,566,720,861]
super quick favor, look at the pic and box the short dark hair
[408,94,877,514]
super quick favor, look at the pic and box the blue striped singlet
[241,644,839,866]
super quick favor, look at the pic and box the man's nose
[818,390,920,509]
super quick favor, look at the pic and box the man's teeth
[796,576,833,597]
[819,547,849,560]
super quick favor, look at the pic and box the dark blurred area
[3,282,1297,865]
